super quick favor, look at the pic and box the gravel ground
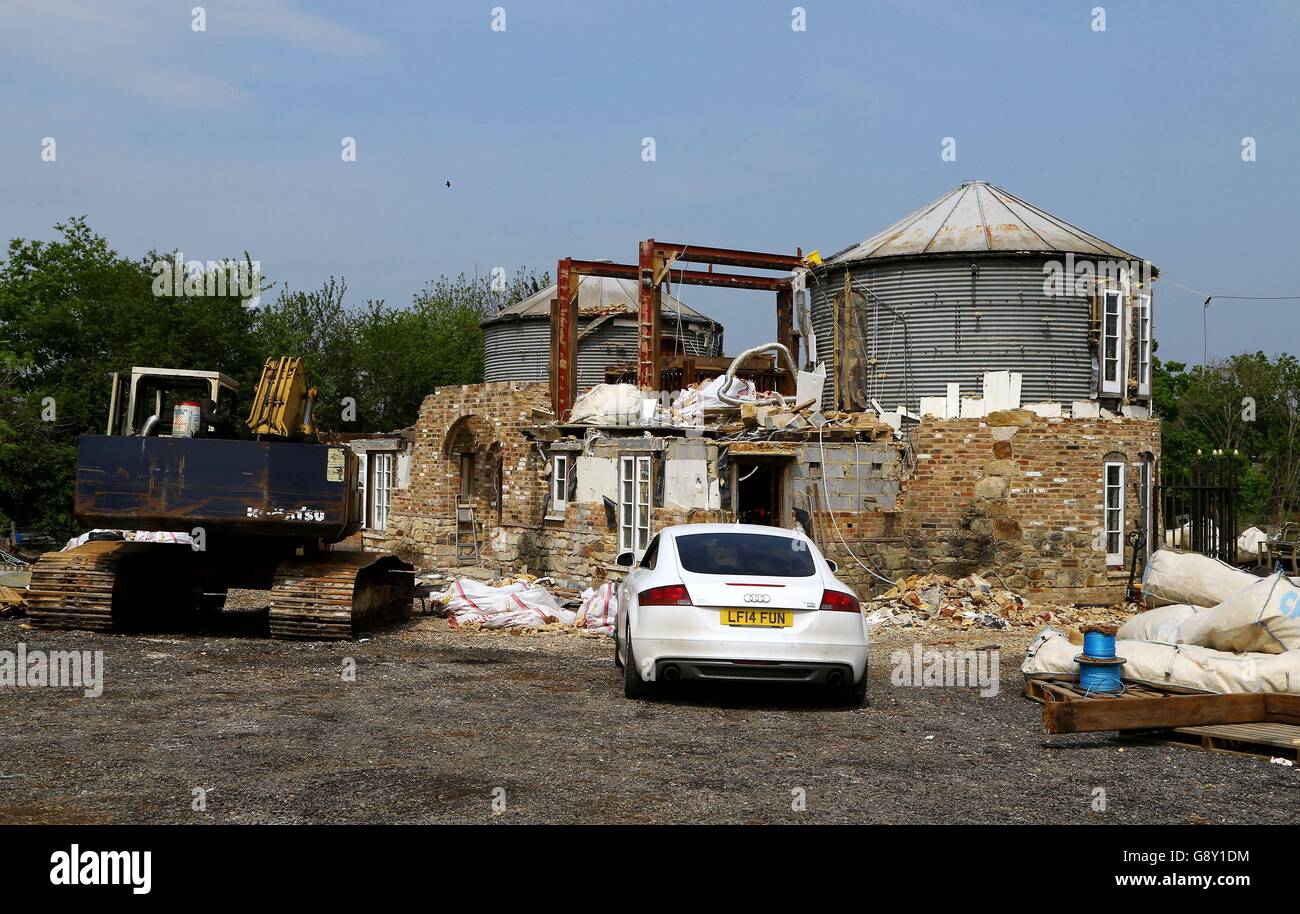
[2,614,1299,824]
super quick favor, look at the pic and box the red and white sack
[442,577,575,629]
[577,583,620,636]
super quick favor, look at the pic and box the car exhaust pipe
[661,665,681,682]
[827,670,845,687]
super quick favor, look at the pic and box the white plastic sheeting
[62,530,194,551]
[1022,627,1300,695]
[1237,526,1268,563]
[663,375,755,426]
[1142,549,1256,608]
[440,577,576,629]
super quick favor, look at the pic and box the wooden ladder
[454,495,480,565]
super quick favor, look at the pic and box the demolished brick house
[369,182,1160,605]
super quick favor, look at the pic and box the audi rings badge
[743,593,771,604]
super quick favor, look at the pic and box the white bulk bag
[1116,603,1201,643]
[1142,549,1256,607]
[1177,571,1300,654]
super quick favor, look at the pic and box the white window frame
[1135,292,1152,396]
[368,451,394,531]
[1140,458,1154,557]
[1104,460,1125,565]
[1100,289,1125,397]
[619,455,652,556]
[550,453,569,513]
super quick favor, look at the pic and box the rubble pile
[863,572,1132,631]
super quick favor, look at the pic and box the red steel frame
[549,240,803,420]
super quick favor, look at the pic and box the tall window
[619,455,652,555]
[1139,457,1153,557]
[1104,460,1125,565]
[550,453,569,513]
[1100,289,1124,396]
[369,452,394,531]
[1135,293,1152,395]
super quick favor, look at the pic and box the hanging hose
[718,342,800,408]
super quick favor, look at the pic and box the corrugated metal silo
[482,275,722,388]
[809,182,1154,412]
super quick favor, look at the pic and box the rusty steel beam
[566,259,786,290]
[638,240,661,390]
[550,257,578,420]
[552,240,803,405]
[775,285,796,395]
[650,242,804,272]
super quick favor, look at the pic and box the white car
[614,524,869,705]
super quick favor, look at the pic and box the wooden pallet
[1026,676,1300,761]
[1127,723,1300,761]
[1024,677,1200,703]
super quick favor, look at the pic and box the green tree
[0,218,258,539]
[1154,353,1300,527]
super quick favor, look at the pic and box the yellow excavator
[25,357,413,639]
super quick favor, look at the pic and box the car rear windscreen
[675,532,817,577]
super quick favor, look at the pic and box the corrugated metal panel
[483,317,721,388]
[484,275,712,323]
[810,255,1096,411]
[826,181,1144,264]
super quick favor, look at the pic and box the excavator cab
[29,358,411,640]
[106,367,241,437]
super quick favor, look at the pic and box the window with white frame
[1100,289,1124,396]
[369,451,394,531]
[1140,457,1153,557]
[1104,460,1125,565]
[550,453,569,513]
[1135,292,1152,396]
[619,455,652,555]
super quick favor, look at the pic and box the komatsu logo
[50,845,151,894]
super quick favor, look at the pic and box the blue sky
[2,0,1298,365]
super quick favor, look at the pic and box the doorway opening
[733,458,789,527]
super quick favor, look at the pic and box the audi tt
[613,524,869,705]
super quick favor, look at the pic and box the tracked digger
[25,358,413,639]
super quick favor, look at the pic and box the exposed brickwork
[883,411,1160,602]
[374,384,1159,606]
[374,382,551,568]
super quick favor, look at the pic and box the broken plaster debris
[862,572,1133,632]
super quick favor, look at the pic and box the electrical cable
[816,421,898,587]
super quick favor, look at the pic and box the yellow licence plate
[722,608,792,628]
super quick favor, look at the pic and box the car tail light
[639,584,693,607]
[819,589,860,613]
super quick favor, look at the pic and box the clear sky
[2,0,1298,366]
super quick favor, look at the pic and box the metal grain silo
[482,275,722,389]
[808,181,1155,412]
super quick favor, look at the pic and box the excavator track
[25,540,140,632]
[268,553,414,640]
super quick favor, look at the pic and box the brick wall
[884,409,1160,602]
[374,381,551,568]
[374,383,1159,607]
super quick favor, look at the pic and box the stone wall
[374,382,1160,607]
[374,381,551,568]
[886,409,1160,603]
